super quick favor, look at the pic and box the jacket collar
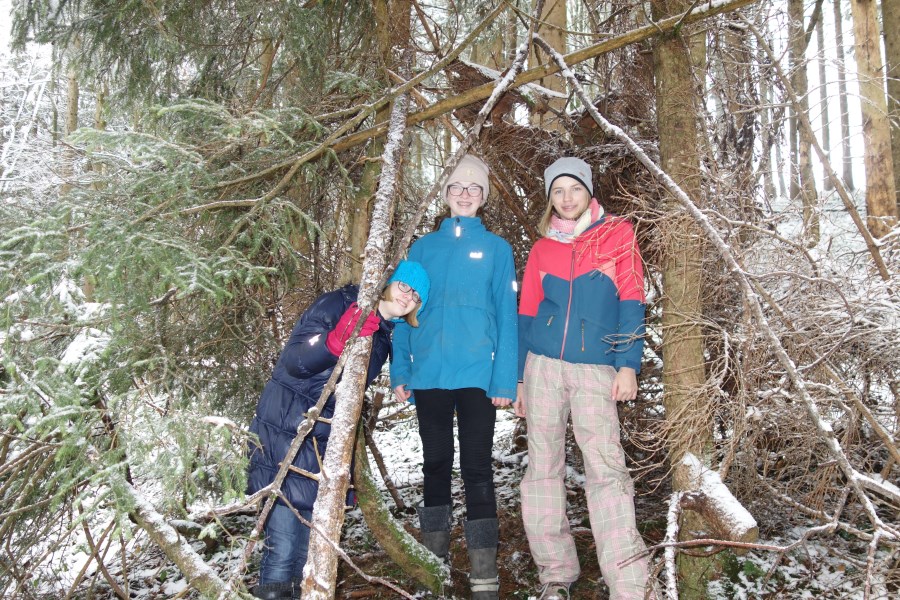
[439,215,485,236]
[378,316,396,333]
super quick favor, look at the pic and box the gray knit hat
[544,157,593,198]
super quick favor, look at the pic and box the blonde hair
[537,198,556,237]
[381,285,420,327]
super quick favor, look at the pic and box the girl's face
[380,281,419,319]
[445,180,485,218]
[549,176,590,220]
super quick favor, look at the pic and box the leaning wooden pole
[299,67,413,599]
[353,424,449,594]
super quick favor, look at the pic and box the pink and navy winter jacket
[517,214,645,379]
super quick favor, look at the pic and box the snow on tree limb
[679,453,758,545]
[121,480,236,599]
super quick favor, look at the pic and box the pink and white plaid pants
[520,353,650,599]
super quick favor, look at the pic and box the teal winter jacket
[390,216,518,401]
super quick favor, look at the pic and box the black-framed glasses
[396,281,421,303]
[447,184,484,197]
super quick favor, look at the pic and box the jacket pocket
[581,313,615,354]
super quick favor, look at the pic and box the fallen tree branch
[123,480,235,598]
[299,43,416,598]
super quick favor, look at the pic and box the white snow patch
[681,452,757,536]
[58,327,110,370]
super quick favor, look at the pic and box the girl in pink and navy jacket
[515,157,651,600]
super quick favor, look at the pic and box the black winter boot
[464,518,499,600]
[416,503,452,560]
[250,581,294,599]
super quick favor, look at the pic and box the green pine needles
[0,95,350,592]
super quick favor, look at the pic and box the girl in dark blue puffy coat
[246,261,429,599]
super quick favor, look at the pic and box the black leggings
[414,387,497,521]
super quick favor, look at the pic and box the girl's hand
[393,384,412,403]
[612,367,638,401]
[325,303,380,356]
[514,382,526,418]
[491,396,512,408]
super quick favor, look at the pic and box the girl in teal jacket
[390,154,517,600]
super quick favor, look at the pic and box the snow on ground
[19,382,895,599]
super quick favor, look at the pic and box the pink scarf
[548,199,603,240]
[549,213,577,234]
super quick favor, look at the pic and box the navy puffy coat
[246,285,394,510]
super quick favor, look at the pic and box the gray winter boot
[416,503,451,560]
[464,518,500,600]
[250,581,294,599]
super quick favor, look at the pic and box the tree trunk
[757,20,778,201]
[60,55,79,196]
[256,37,276,110]
[850,0,899,237]
[529,0,567,130]
[789,0,820,245]
[833,0,855,191]
[650,0,714,596]
[881,0,900,214]
[817,11,832,191]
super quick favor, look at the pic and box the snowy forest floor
[54,409,894,599]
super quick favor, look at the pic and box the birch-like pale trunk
[816,12,832,192]
[299,76,412,600]
[832,0,855,191]
[788,0,820,245]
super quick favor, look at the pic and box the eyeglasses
[447,184,483,197]
[396,281,421,303]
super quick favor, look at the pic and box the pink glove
[325,302,380,356]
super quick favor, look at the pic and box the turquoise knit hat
[388,260,430,318]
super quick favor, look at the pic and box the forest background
[1,0,898,598]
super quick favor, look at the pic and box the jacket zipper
[559,245,576,360]
[446,217,461,363]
